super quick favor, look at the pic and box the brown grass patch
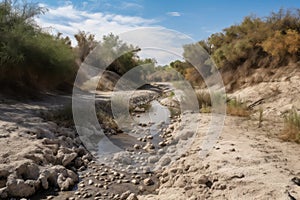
[227,98,250,117]
[280,109,300,143]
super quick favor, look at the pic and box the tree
[74,31,97,62]
[0,0,76,91]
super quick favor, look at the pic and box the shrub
[196,91,227,113]
[0,1,76,92]
[196,91,211,108]
[281,109,300,143]
[227,98,250,117]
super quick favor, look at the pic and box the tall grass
[281,109,300,143]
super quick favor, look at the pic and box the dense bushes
[0,1,76,93]
[172,9,300,88]
[207,9,300,69]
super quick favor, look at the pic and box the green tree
[0,0,76,92]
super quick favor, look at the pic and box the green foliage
[183,8,300,76]
[83,33,147,76]
[0,0,76,92]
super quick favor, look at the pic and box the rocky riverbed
[1,76,300,199]
[0,84,178,199]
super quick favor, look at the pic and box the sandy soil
[139,75,300,200]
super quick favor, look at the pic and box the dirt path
[139,75,300,200]
[138,114,300,200]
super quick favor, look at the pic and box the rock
[143,178,154,186]
[197,175,208,185]
[57,174,74,191]
[0,187,8,199]
[79,183,85,188]
[134,107,145,112]
[160,97,180,108]
[120,190,131,200]
[292,177,300,186]
[148,156,159,164]
[158,141,166,147]
[158,149,165,155]
[62,152,78,167]
[39,165,78,191]
[133,144,141,150]
[6,175,38,197]
[100,172,107,176]
[82,154,93,161]
[74,157,83,168]
[147,135,153,140]
[83,193,92,198]
[16,162,40,179]
[131,179,139,185]
[126,193,138,200]
[160,157,171,166]
[143,142,155,151]
[88,179,93,185]
[219,184,227,190]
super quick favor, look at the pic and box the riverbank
[1,76,300,199]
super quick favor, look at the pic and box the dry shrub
[227,98,250,117]
[196,91,211,108]
[281,109,300,143]
[196,91,226,113]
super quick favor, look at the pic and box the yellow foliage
[261,29,300,58]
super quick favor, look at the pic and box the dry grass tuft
[227,98,251,117]
[281,109,300,143]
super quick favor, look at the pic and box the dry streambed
[0,84,193,199]
[0,97,91,199]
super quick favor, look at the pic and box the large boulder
[38,165,78,191]
[6,175,39,197]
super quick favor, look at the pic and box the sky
[32,0,300,64]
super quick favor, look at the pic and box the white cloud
[35,4,191,65]
[167,12,181,17]
[36,4,156,42]
[121,2,143,10]
[118,27,193,65]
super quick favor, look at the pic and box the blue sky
[33,0,300,64]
